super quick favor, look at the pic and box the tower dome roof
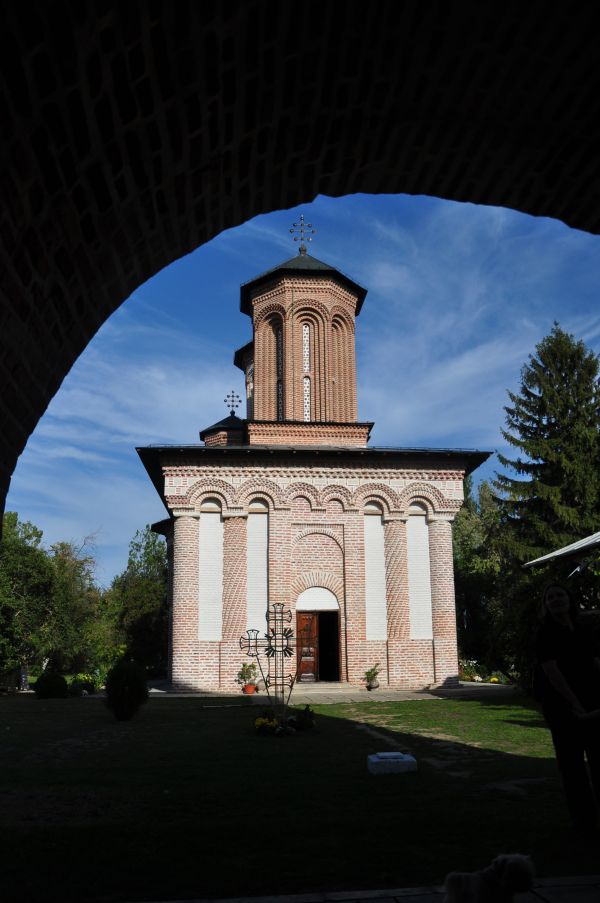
[240,252,367,316]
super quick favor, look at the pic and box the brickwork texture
[168,461,464,692]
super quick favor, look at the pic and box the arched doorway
[296,587,340,683]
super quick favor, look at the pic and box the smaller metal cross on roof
[224,390,241,416]
[290,213,316,255]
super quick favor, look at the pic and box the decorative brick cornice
[319,484,355,510]
[186,478,236,509]
[396,482,455,516]
[352,482,403,513]
[163,462,466,494]
[284,482,322,509]
[246,421,371,447]
[235,478,288,510]
[165,462,467,482]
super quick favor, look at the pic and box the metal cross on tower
[289,213,316,255]
[240,603,297,714]
[224,390,242,416]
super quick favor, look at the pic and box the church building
[138,222,488,691]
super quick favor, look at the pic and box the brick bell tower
[138,214,491,693]
[226,216,373,449]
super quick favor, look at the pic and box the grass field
[0,693,597,903]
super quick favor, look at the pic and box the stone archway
[2,2,600,515]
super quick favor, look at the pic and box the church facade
[138,238,488,692]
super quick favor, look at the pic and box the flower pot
[366,680,379,691]
[242,684,257,695]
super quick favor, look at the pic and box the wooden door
[297,612,318,682]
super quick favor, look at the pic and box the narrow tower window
[246,362,254,419]
[303,376,311,421]
[276,325,283,421]
[302,323,310,372]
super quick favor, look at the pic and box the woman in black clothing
[535,583,600,831]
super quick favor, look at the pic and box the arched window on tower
[302,323,311,423]
[276,323,284,421]
[302,322,310,373]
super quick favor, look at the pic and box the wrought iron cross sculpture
[224,390,242,416]
[289,213,316,255]
[240,603,296,712]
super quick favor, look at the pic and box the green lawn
[0,694,596,903]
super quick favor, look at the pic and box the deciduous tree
[108,526,168,673]
[453,478,502,668]
[0,512,53,673]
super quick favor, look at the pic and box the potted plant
[236,661,258,694]
[363,663,381,691]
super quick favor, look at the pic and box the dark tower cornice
[239,253,367,317]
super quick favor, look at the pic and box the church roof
[199,414,245,440]
[240,252,367,316]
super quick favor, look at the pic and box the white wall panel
[247,513,269,630]
[364,515,387,640]
[198,512,224,641]
[407,515,433,639]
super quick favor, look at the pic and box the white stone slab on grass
[367,752,417,774]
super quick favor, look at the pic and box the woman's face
[544,586,570,616]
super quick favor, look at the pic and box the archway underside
[2,1,600,513]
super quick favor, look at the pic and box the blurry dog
[443,854,534,902]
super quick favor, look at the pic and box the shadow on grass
[0,694,595,903]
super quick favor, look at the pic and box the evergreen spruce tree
[494,323,600,563]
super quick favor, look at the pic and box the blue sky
[6,194,600,585]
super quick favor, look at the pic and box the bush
[67,673,97,696]
[104,660,148,721]
[34,671,69,699]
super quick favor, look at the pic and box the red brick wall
[428,518,459,687]
[250,276,360,430]
[171,515,200,691]
[167,460,464,692]
[246,421,371,446]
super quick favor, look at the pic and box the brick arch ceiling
[2,1,600,517]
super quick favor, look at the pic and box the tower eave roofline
[239,253,367,316]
